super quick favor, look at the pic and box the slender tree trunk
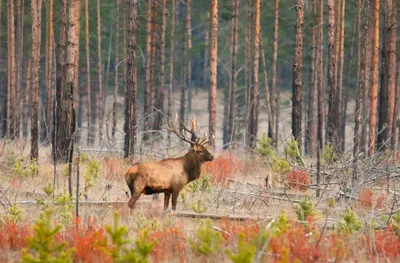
[244,0,252,145]
[0,0,4,138]
[260,35,272,142]
[377,0,394,151]
[369,0,379,156]
[74,1,81,133]
[305,0,318,157]
[31,0,43,160]
[227,0,239,148]
[97,0,103,145]
[15,0,23,139]
[209,0,218,147]
[327,0,339,149]
[143,0,152,141]
[152,0,166,134]
[55,0,68,161]
[337,0,346,153]
[85,0,92,145]
[7,0,16,139]
[389,0,397,148]
[270,0,279,144]
[318,0,324,149]
[292,0,304,147]
[149,2,157,125]
[247,0,260,148]
[181,3,188,125]
[361,6,373,153]
[45,0,54,143]
[124,0,138,158]
[168,0,176,144]
[23,59,31,138]
[112,0,120,140]
[354,0,369,175]
[65,0,80,195]
[186,0,192,113]
[203,13,209,89]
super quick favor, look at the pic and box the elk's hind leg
[164,193,171,210]
[171,191,179,211]
[128,179,145,209]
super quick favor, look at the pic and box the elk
[125,114,215,211]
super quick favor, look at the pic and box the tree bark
[7,0,16,139]
[152,0,167,134]
[74,0,81,133]
[377,0,395,151]
[260,35,272,145]
[167,0,176,144]
[186,0,192,113]
[112,0,120,140]
[209,0,218,148]
[97,0,103,145]
[337,0,346,153]
[354,0,369,174]
[327,0,339,149]
[369,0,379,156]
[55,0,68,161]
[31,0,43,160]
[270,0,279,144]
[390,0,397,148]
[143,0,152,141]
[45,0,54,143]
[317,0,324,149]
[305,0,318,157]
[227,0,240,148]
[85,0,93,145]
[244,0,252,145]
[15,0,23,139]
[292,0,304,148]
[124,0,138,158]
[23,59,31,138]
[203,17,209,90]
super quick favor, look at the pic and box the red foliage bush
[365,225,400,260]
[286,170,310,191]
[0,219,31,250]
[202,153,244,185]
[358,188,387,209]
[218,217,260,245]
[149,221,186,263]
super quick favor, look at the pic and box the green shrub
[322,143,337,165]
[295,196,315,222]
[338,208,363,234]
[255,132,275,159]
[21,209,75,263]
[189,219,223,256]
[225,232,256,263]
[2,203,24,224]
[271,158,292,175]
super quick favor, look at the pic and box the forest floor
[0,91,399,262]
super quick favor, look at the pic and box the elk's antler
[198,133,216,146]
[167,114,199,145]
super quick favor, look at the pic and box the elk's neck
[183,153,202,183]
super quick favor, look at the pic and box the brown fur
[125,144,214,211]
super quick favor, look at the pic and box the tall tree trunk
[227,0,239,148]
[152,0,166,134]
[143,0,152,141]
[327,0,339,149]
[270,0,279,144]
[74,1,81,133]
[31,0,43,160]
[354,0,369,175]
[390,0,397,148]
[0,0,4,138]
[244,0,252,145]
[97,0,103,145]
[292,0,304,147]
[186,0,192,113]
[337,0,346,153]
[65,0,80,195]
[15,0,23,139]
[361,6,373,153]
[369,0,379,156]
[7,0,16,139]
[112,0,120,140]
[247,0,260,148]
[23,59,31,138]
[203,13,209,89]
[124,0,138,158]
[377,0,394,151]
[260,35,272,143]
[55,0,68,161]
[45,0,54,143]
[85,0,92,145]
[168,0,176,144]
[305,0,318,157]
[209,0,218,147]
[181,2,188,125]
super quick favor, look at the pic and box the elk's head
[167,114,215,163]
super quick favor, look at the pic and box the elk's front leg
[164,193,171,210]
[128,180,145,209]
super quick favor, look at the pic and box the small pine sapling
[189,219,223,256]
[225,232,256,263]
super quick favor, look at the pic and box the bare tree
[369,0,380,156]
[15,0,24,138]
[112,0,120,140]
[31,0,43,160]
[227,0,240,148]
[291,0,304,147]
[97,0,104,144]
[327,0,339,149]
[23,59,31,138]
[85,0,93,145]
[270,0,279,144]
[390,0,397,148]
[7,0,16,139]
[153,0,167,134]
[168,0,176,144]
[337,0,346,153]
[186,0,193,113]
[144,0,152,140]
[209,0,218,147]
[124,0,138,158]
